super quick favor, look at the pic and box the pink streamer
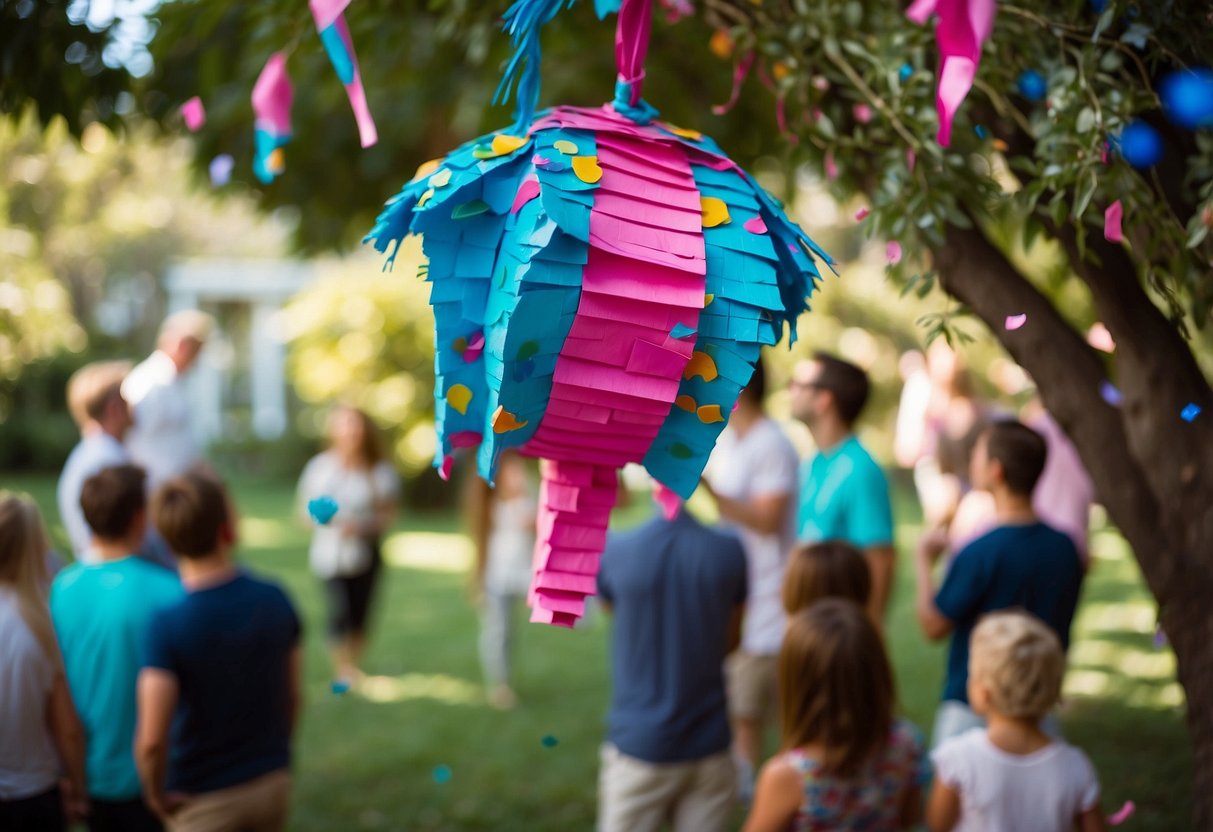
[1108,801,1135,826]
[653,482,682,520]
[310,2,378,148]
[712,50,755,117]
[309,0,350,31]
[907,0,997,147]
[1104,200,1124,243]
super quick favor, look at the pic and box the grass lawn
[6,471,1191,830]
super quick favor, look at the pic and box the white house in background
[165,259,315,445]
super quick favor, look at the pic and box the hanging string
[614,0,653,106]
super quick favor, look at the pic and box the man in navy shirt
[915,420,1083,748]
[136,473,302,831]
[596,486,748,832]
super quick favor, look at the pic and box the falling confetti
[541,735,559,748]
[1087,323,1115,353]
[1181,403,1202,422]
[886,241,903,265]
[307,496,339,525]
[1100,382,1123,407]
[1104,200,1124,243]
[1017,69,1047,102]
[1004,314,1027,331]
[180,97,206,132]
[1153,625,1168,650]
[1160,68,1213,130]
[899,63,913,82]
[1116,122,1164,169]
[855,206,870,221]
[331,679,351,695]
[974,124,988,140]
[208,154,235,187]
[853,103,873,124]
[432,765,453,784]
[1108,801,1135,826]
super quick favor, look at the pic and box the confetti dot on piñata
[675,395,697,412]
[446,384,473,415]
[572,155,604,184]
[697,404,724,424]
[430,168,452,188]
[700,197,731,228]
[552,139,579,155]
[684,352,719,381]
[492,133,528,155]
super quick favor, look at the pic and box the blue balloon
[1160,69,1213,130]
[1017,70,1047,102]
[1117,121,1163,169]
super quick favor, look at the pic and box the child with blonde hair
[744,600,926,832]
[927,610,1105,831]
[0,494,88,829]
[781,540,872,616]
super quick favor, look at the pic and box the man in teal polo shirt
[51,465,183,831]
[790,353,895,623]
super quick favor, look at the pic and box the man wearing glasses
[789,353,895,624]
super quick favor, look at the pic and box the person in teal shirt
[790,353,895,623]
[51,464,182,831]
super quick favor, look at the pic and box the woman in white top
[467,452,536,709]
[0,494,87,829]
[298,407,400,684]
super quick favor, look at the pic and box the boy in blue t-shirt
[135,473,302,830]
[51,464,182,832]
[914,420,1084,748]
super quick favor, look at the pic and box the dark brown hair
[984,420,1048,496]
[330,406,384,468]
[737,354,767,406]
[81,465,147,541]
[782,541,872,615]
[812,352,870,426]
[779,600,895,777]
[152,473,231,558]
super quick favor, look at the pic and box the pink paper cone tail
[907,0,997,147]
[180,97,206,131]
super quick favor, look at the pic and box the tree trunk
[933,223,1213,828]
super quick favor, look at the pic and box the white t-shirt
[298,452,401,579]
[123,351,201,487]
[931,728,1101,832]
[56,432,131,560]
[485,494,536,596]
[0,587,60,800]
[704,417,798,656]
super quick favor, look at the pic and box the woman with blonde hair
[298,406,400,685]
[0,494,88,829]
[744,600,927,832]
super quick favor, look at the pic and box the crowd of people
[0,314,1109,831]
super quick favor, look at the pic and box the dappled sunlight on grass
[354,672,484,706]
[238,515,294,549]
[383,530,472,573]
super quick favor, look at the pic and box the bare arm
[914,546,954,641]
[136,668,184,819]
[1077,806,1108,832]
[864,544,896,623]
[925,778,961,832]
[46,673,88,822]
[742,757,803,832]
[701,479,790,536]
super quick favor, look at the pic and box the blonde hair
[779,600,895,777]
[970,610,1064,720]
[0,494,61,665]
[66,360,131,429]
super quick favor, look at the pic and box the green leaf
[1073,171,1097,221]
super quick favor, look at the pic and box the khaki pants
[725,651,778,721]
[597,744,737,832]
[168,769,291,832]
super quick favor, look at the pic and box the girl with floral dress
[743,599,928,832]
